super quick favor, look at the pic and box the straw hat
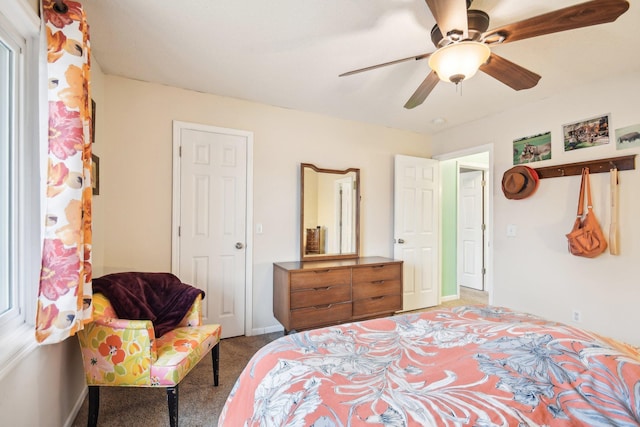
[502,166,539,200]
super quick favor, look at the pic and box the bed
[218,305,640,426]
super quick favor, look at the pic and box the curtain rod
[53,0,68,14]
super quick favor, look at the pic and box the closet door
[173,121,251,338]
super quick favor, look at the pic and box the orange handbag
[566,168,608,258]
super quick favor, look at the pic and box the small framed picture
[91,98,96,143]
[91,154,100,195]
[563,114,610,151]
[615,123,640,150]
[513,131,551,165]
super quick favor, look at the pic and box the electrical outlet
[572,310,582,322]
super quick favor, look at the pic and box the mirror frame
[300,163,360,262]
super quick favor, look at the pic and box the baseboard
[64,386,87,427]
[440,294,460,302]
[251,324,284,336]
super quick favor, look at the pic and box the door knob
[235,242,244,249]
[397,238,405,244]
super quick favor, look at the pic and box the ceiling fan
[339,0,630,109]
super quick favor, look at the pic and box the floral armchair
[77,288,222,427]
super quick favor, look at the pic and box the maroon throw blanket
[92,272,205,337]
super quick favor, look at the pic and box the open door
[458,168,485,291]
[394,155,440,311]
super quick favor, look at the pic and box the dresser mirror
[300,163,360,261]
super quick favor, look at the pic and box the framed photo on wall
[513,131,551,164]
[563,114,610,151]
[91,98,96,143]
[91,154,99,195]
[615,123,640,150]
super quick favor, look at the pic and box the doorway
[171,121,254,338]
[458,167,486,291]
[435,146,492,305]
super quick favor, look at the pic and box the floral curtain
[36,0,93,344]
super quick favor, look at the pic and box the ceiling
[80,0,639,135]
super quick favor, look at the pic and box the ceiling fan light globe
[428,41,491,84]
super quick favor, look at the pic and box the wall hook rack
[533,154,636,179]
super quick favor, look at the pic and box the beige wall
[97,75,431,331]
[90,56,106,273]
[432,71,640,346]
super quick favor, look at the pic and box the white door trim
[171,120,254,336]
[434,143,493,303]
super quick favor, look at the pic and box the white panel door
[458,170,484,291]
[394,155,440,311]
[175,124,248,338]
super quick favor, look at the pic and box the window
[0,18,19,328]
[0,3,41,378]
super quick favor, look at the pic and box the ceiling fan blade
[404,71,440,109]
[339,52,432,77]
[425,0,469,39]
[483,0,629,45]
[480,53,541,91]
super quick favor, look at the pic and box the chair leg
[167,386,179,427]
[87,386,99,427]
[211,343,220,386]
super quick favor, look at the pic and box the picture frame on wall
[615,123,640,150]
[91,98,96,143]
[563,113,610,151]
[92,154,99,195]
[513,131,551,165]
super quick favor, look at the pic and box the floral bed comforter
[218,306,640,426]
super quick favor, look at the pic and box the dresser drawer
[290,284,351,309]
[352,279,401,300]
[352,263,401,284]
[352,295,401,318]
[290,269,350,290]
[290,302,352,330]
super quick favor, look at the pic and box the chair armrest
[178,294,203,327]
[77,317,158,386]
[91,316,157,361]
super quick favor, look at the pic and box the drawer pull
[314,304,333,310]
[372,296,385,300]
[372,280,385,285]
[372,265,385,269]
[313,269,331,273]
[314,286,331,291]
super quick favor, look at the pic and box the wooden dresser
[273,257,403,334]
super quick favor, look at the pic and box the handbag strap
[576,167,591,217]
[585,167,593,210]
